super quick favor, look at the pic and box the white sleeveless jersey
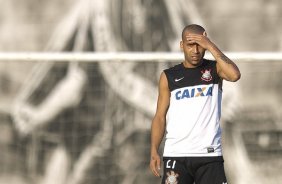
[163,60,223,157]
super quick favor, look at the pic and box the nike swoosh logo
[175,77,184,82]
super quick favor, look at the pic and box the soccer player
[150,24,241,184]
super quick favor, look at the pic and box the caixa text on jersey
[175,86,213,100]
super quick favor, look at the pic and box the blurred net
[1,0,282,183]
[0,53,281,184]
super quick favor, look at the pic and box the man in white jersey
[150,24,241,184]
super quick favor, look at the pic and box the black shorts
[162,156,227,184]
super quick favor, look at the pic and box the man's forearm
[150,118,166,155]
[208,43,241,81]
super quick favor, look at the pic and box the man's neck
[182,59,204,68]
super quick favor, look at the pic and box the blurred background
[0,0,281,184]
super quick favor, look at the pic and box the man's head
[180,24,207,68]
[181,24,206,40]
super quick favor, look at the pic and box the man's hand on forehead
[185,32,212,50]
[185,34,203,44]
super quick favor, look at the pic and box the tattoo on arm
[218,54,232,64]
[210,44,233,64]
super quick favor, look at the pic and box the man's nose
[192,45,199,53]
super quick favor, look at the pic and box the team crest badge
[201,69,212,81]
[165,171,179,184]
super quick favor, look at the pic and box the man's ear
[180,41,183,50]
[203,31,207,36]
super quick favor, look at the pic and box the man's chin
[191,60,202,66]
[184,58,204,68]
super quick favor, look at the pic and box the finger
[186,35,201,42]
[153,164,160,177]
[150,160,160,177]
[157,158,162,178]
[150,161,157,176]
[187,40,197,44]
[154,168,160,177]
[157,158,161,171]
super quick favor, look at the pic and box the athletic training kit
[162,59,227,184]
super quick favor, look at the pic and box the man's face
[180,31,206,67]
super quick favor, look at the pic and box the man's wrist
[207,42,219,53]
[151,147,159,155]
[208,43,226,61]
